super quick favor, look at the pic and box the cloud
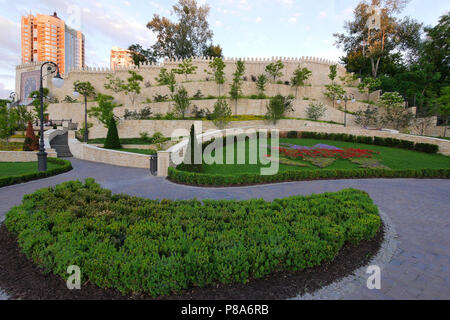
[319,11,328,18]
[255,17,262,23]
[215,20,223,27]
[0,82,12,99]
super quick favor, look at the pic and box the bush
[23,121,39,151]
[104,118,121,149]
[287,131,298,139]
[306,102,327,121]
[5,180,381,297]
[211,99,232,129]
[0,158,72,188]
[415,143,439,154]
[169,167,450,187]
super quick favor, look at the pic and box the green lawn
[115,148,156,155]
[199,138,450,175]
[0,161,64,177]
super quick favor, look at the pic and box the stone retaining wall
[0,150,57,162]
[67,131,151,169]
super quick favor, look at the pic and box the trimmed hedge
[300,131,439,154]
[168,166,450,186]
[5,179,381,297]
[0,158,72,188]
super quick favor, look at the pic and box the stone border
[291,210,398,300]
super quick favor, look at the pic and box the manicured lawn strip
[5,180,381,297]
[0,158,72,188]
[115,148,156,155]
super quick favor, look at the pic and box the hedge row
[5,179,381,297]
[0,158,72,188]
[168,167,450,186]
[295,131,439,154]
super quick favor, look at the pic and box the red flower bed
[278,147,379,160]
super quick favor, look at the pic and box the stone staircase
[50,132,73,158]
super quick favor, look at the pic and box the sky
[0,0,448,98]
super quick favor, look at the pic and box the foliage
[256,74,268,98]
[5,179,381,296]
[206,57,226,96]
[124,107,153,120]
[172,86,191,119]
[211,99,232,129]
[29,89,49,119]
[22,121,39,151]
[329,65,338,82]
[324,83,346,108]
[265,60,285,83]
[11,106,33,131]
[155,68,177,94]
[0,103,18,144]
[306,102,327,121]
[355,105,379,128]
[104,117,121,150]
[357,77,381,102]
[146,0,214,59]
[229,60,246,114]
[412,117,434,136]
[74,81,96,99]
[179,124,203,173]
[291,67,312,98]
[433,86,450,137]
[266,95,294,124]
[128,44,157,66]
[203,44,223,58]
[153,94,170,102]
[379,92,413,130]
[173,58,198,81]
[192,90,204,100]
[0,158,72,188]
[76,122,93,141]
[104,71,143,107]
[88,94,120,128]
[63,95,77,103]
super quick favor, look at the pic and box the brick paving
[0,158,449,300]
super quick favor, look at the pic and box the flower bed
[5,180,381,297]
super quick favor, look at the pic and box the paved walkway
[1,158,449,300]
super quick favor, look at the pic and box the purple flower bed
[280,143,342,151]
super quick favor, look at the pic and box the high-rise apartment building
[110,47,134,70]
[21,12,85,74]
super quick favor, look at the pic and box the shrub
[172,86,191,119]
[104,117,121,149]
[414,143,439,154]
[306,102,327,121]
[5,180,381,297]
[211,99,232,129]
[287,131,298,139]
[0,158,72,188]
[23,121,39,151]
[177,124,202,173]
[266,95,294,124]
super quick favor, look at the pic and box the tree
[291,67,312,98]
[29,89,49,119]
[211,99,232,129]
[358,77,381,102]
[306,102,327,121]
[172,86,191,119]
[128,44,157,66]
[334,0,413,78]
[0,104,18,144]
[104,116,121,150]
[124,71,144,107]
[147,0,213,59]
[229,60,246,114]
[74,81,95,100]
[379,91,413,130]
[88,94,120,128]
[266,95,294,124]
[206,57,226,97]
[256,74,268,98]
[434,86,450,137]
[203,44,223,58]
[180,124,202,172]
[324,83,346,109]
[412,117,433,136]
[174,58,198,81]
[329,65,338,83]
[12,106,33,131]
[265,60,284,83]
[22,121,39,151]
[155,68,177,95]
[355,105,379,127]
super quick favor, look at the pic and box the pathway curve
[1,158,449,300]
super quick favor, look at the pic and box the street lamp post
[37,62,64,172]
[337,94,356,127]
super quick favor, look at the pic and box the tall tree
[229,60,246,114]
[291,67,312,98]
[206,57,226,97]
[174,58,198,81]
[265,60,285,83]
[128,44,157,66]
[147,0,214,59]
[334,0,412,78]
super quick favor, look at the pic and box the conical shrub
[104,117,121,149]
